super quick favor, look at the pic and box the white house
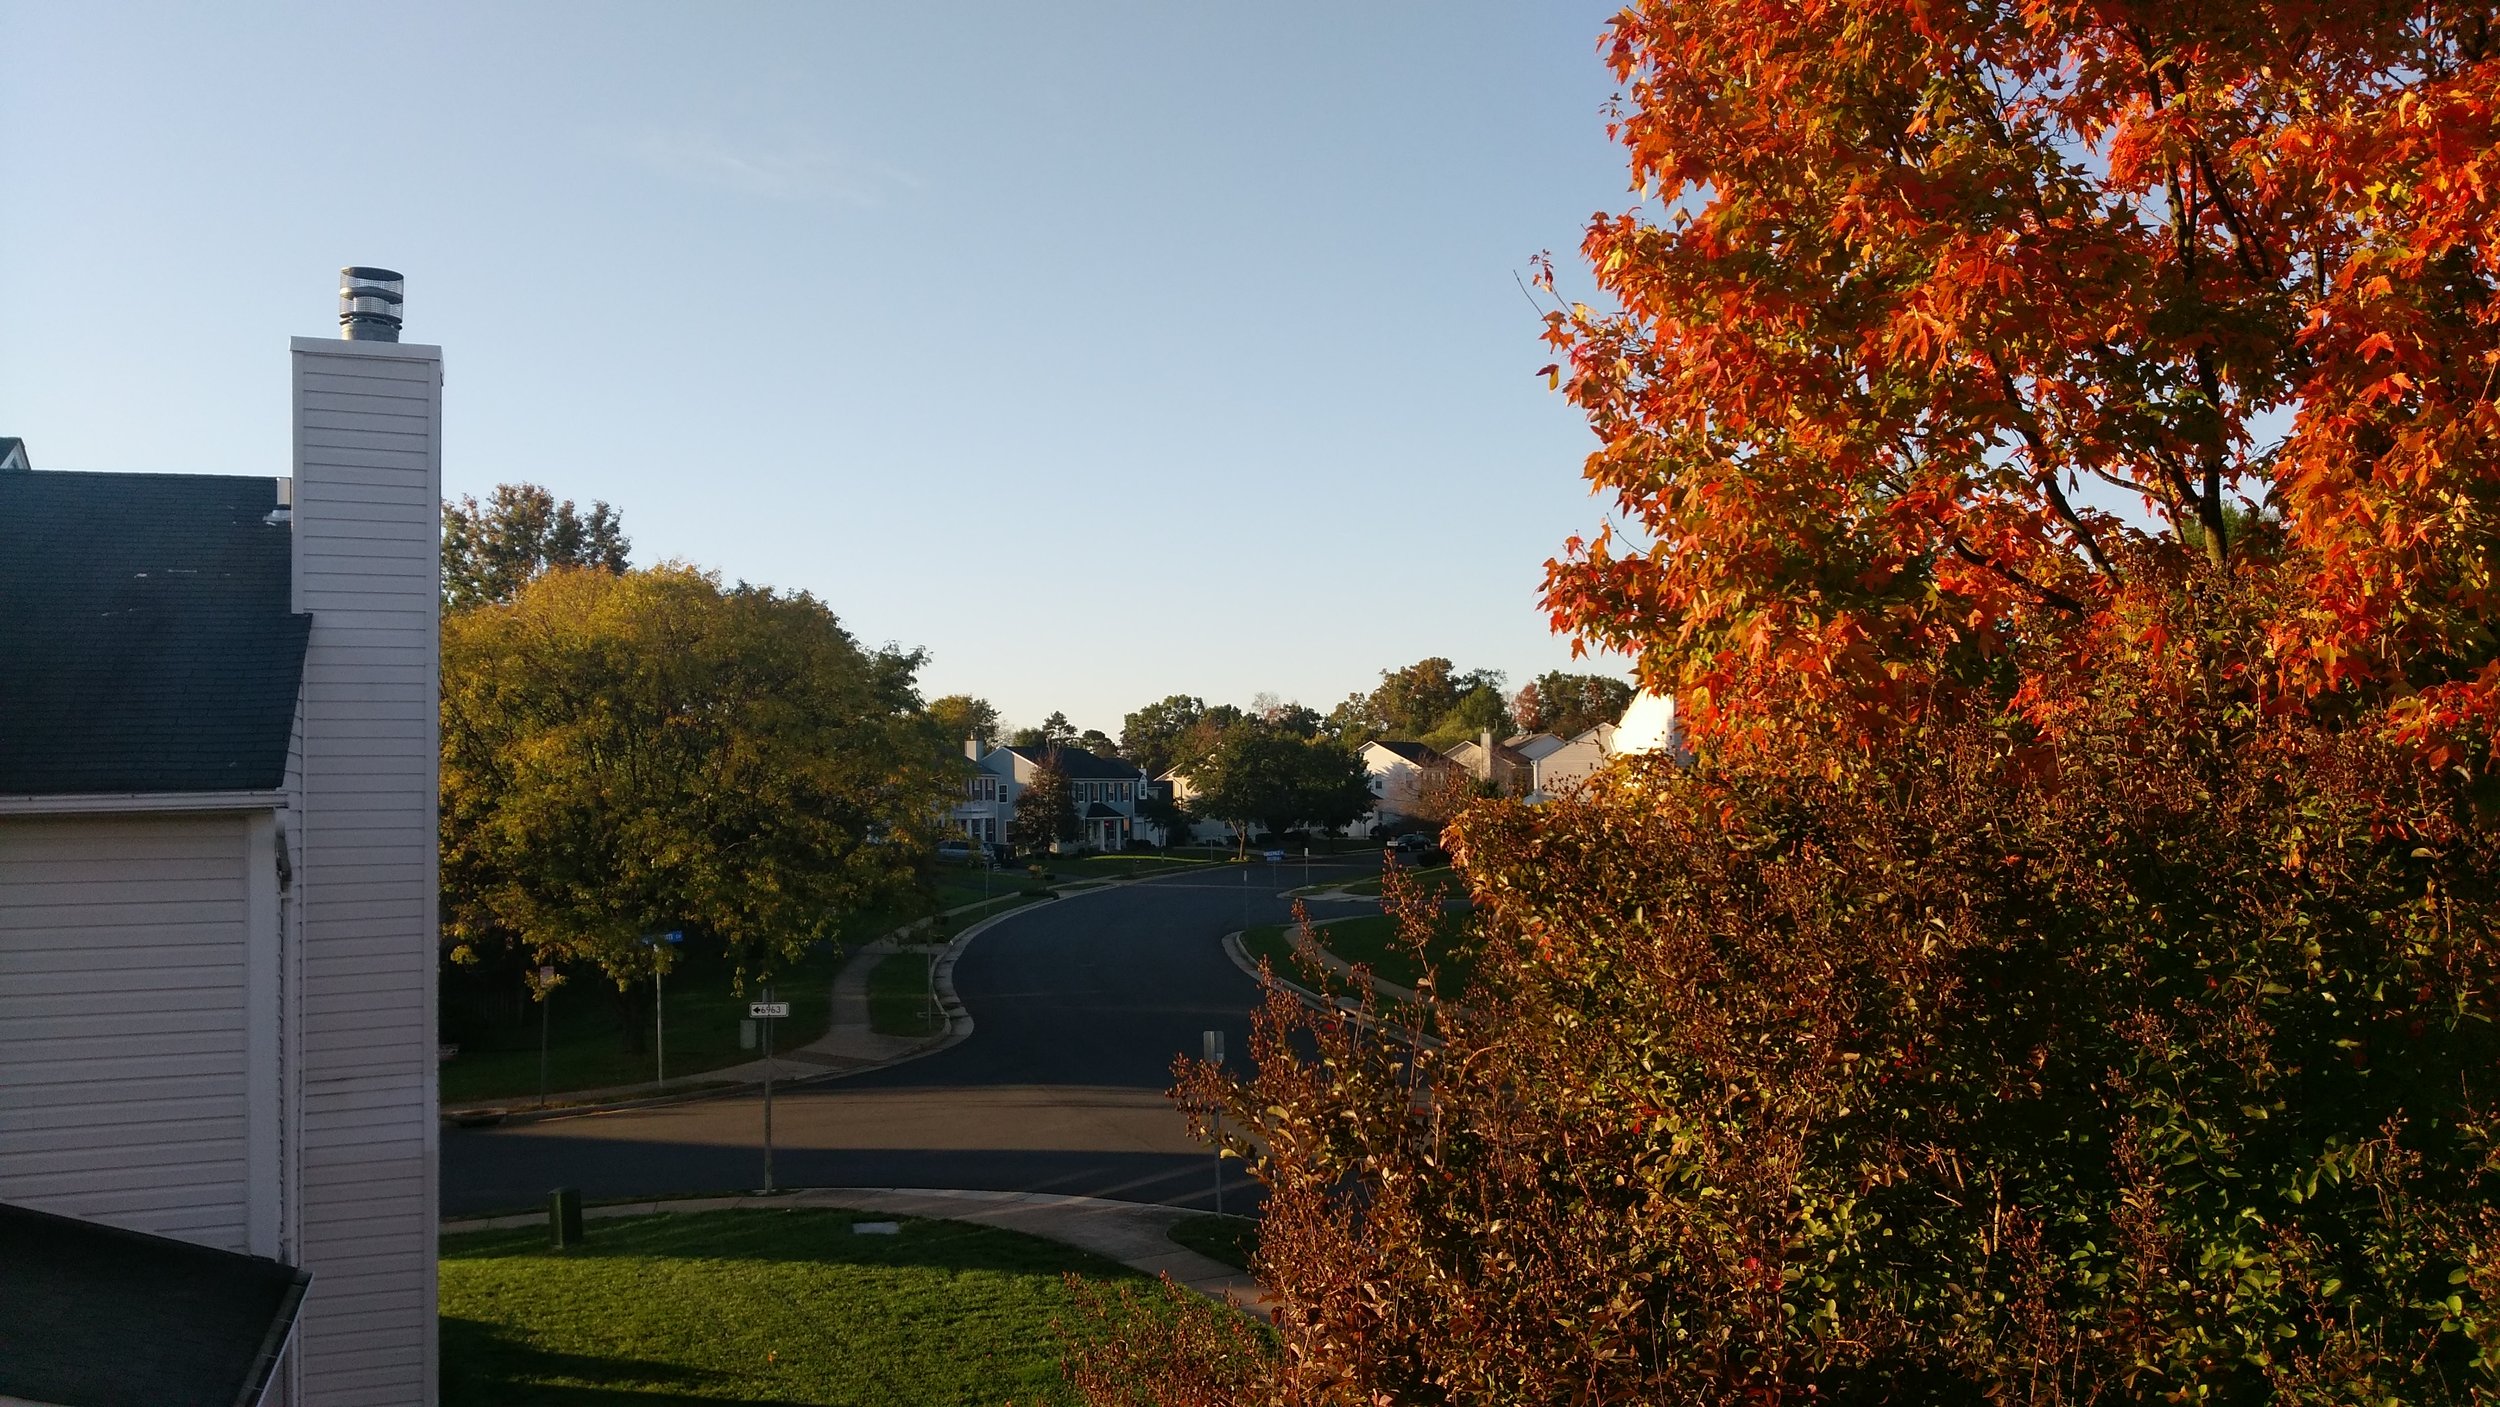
[0,270,441,1405]
[951,741,1152,852]
[1526,722,1617,799]
[1443,728,1534,797]
[1611,690,1687,759]
[1353,739,1460,837]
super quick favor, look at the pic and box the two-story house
[0,269,442,1406]
[950,740,1152,853]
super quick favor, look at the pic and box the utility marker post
[1203,1028,1227,1216]
[751,989,790,1192]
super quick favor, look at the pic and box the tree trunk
[615,980,647,1055]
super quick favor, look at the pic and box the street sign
[537,965,555,984]
[749,1001,790,1019]
[1202,1029,1225,1065]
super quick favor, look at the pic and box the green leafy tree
[1121,695,1210,776]
[442,483,629,611]
[1186,726,1374,852]
[1009,711,1082,751]
[1287,739,1375,837]
[1076,728,1121,759]
[1421,682,1514,751]
[1322,690,1383,746]
[1009,760,1079,853]
[440,566,950,1040]
[1365,658,1508,738]
[928,694,1000,748]
[1512,671,1634,738]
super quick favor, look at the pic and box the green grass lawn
[1240,911,1473,994]
[441,1208,1141,1406]
[440,940,843,1107]
[441,880,1053,1106]
[1038,852,1218,882]
[865,953,942,1038]
[1167,1214,1258,1271]
[1336,864,1464,901]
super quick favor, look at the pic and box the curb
[447,862,1237,1125]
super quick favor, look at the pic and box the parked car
[934,840,976,865]
[1385,833,1449,867]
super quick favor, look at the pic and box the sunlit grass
[441,1208,1141,1406]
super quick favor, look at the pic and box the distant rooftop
[1003,744,1141,780]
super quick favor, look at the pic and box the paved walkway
[442,898,1030,1123]
[441,1185,1267,1313]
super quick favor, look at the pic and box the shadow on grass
[443,1317,829,1407]
[444,1208,1137,1278]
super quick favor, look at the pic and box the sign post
[751,992,788,1192]
[641,931,683,1089]
[1202,1028,1226,1216]
[535,965,557,1109]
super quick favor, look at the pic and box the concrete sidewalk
[440,1185,1267,1313]
[441,895,1036,1123]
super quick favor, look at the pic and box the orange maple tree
[1060,9,2500,1405]
[1540,0,2500,754]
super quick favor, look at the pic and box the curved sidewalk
[441,1185,1266,1312]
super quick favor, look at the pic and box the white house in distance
[951,741,1152,852]
[0,270,441,1406]
[1354,739,1460,837]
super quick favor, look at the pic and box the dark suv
[1385,833,1449,867]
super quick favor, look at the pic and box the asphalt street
[441,855,1362,1215]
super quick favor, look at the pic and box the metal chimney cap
[339,266,405,342]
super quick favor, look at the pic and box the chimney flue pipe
[339,267,405,342]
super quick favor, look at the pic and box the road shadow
[443,1206,1140,1276]
[442,1316,824,1407]
[443,1135,1257,1218]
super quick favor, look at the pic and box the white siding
[0,812,263,1251]
[290,335,442,1407]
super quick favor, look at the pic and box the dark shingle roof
[1007,745,1141,781]
[0,471,310,795]
[0,1200,309,1407]
[1082,801,1125,819]
[1366,739,1450,766]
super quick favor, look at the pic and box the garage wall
[0,811,271,1252]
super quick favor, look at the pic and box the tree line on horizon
[927,662,1634,853]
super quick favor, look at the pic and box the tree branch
[1995,369,2120,579]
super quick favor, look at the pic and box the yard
[440,1207,1142,1405]
[439,880,1044,1107]
[865,952,943,1037]
[1240,908,1474,994]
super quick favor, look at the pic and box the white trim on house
[0,790,289,817]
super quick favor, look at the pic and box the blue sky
[0,2,1634,734]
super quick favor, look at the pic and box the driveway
[440,855,1361,1215]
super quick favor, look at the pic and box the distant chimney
[339,266,405,342]
[965,736,985,762]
